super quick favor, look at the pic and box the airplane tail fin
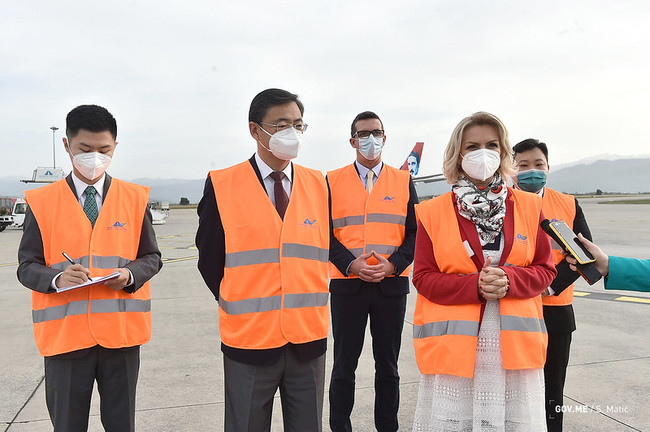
[400,142,424,176]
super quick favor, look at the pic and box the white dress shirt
[255,152,293,205]
[71,171,105,210]
[355,160,383,189]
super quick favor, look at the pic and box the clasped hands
[478,256,509,300]
[56,264,131,291]
[348,251,395,283]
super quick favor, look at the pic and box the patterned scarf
[452,174,507,246]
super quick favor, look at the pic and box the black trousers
[329,289,407,432]
[44,345,140,432]
[544,332,572,432]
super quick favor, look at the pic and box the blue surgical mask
[357,135,383,160]
[516,169,547,192]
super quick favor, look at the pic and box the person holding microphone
[411,112,556,431]
[567,234,650,292]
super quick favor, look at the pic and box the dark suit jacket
[195,155,326,365]
[17,174,163,295]
[544,196,592,334]
[327,163,419,297]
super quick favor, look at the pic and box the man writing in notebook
[17,104,162,432]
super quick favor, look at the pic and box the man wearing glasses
[327,111,418,432]
[196,88,330,431]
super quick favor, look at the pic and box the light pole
[50,126,59,168]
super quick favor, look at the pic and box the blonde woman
[412,112,556,431]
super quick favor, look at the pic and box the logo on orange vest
[382,196,395,201]
[106,221,127,231]
[515,233,529,245]
[302,218,318,229]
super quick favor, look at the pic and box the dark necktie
[83,185,99,227]
[270,172,289,220]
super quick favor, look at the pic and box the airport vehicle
[20,167,66,183]
[0,214,12,232]
[0,197,18,231]
[0,197,27,231]
[149,203,169,225]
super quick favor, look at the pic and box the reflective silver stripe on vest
[225,248,280,268]
[284,292,329,309]
[413,320,480,339]
[91,299,151,314]
[500,315,547,333]
[92,255,132,269]
[51,255,91,271]
[51,255,130,271]
[219,295,282,315]
[349,248,363,258]
[366,244,399,256]
[366,213,406,225]
[332,215,365,229]
[282,243,329,263]
[32,300,89,323]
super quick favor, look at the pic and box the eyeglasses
[258,121,308,133]
[354,129,384,139]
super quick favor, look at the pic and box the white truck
[0,197,26,231]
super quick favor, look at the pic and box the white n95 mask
[260,127,302,160]
[73,152,112,181]
[357,135,383,160]
[461,149,501,181]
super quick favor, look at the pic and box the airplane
[399,142,446,184]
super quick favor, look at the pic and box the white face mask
[259,127,302,160]
[72,152,112,181]
[357,135,383,160]
[461,148,501,181]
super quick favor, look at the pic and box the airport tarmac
[1,195,649,431]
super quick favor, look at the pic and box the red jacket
[413,189,556,313]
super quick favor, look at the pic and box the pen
[61,252,92,281]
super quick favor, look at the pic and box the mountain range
[417,157,650,198]
[2,156,650,204]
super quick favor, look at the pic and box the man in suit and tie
[196,88,330,432]
[17,104,162,431]
[327,111,418,432]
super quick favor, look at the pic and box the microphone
[540,219,603,285]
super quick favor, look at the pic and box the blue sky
[2,0,649,180]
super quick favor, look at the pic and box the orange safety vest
[413,189,548,378]
[327,164,411,278]
[25,178,152,357]
[541,188,577,306]
[210,161,330,350]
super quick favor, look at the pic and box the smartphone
[547,220,596,265]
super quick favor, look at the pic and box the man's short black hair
[512,138,549,162]
[66,105,117,140]
[351,111,384,137]
[248,88,304,123]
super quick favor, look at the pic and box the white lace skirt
[412,300,547,432]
